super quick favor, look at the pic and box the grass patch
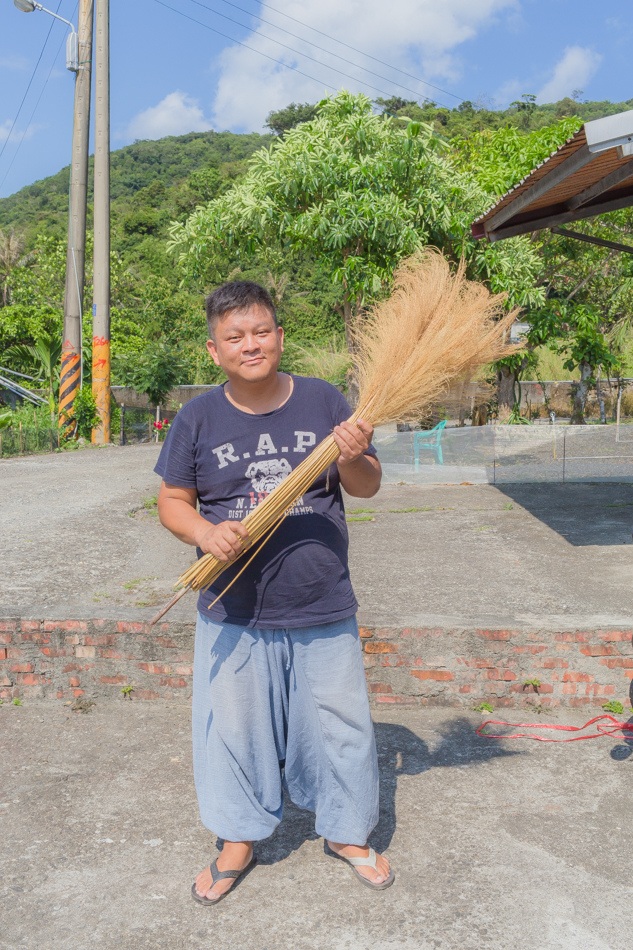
[474,525,492,531]
[389,507,423,513]
[347,508,376,514]
[346,515,374,522]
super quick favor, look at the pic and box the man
[155,280,393,905]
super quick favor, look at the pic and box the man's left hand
[334,419,374,466]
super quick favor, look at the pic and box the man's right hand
[195,520,249,562]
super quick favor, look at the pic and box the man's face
[206,303,284,384]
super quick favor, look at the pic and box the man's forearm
[337,455,381,498]
[158,496,211,547]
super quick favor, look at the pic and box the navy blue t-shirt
[154,375,376,629]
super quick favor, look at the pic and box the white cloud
[0,119,37,145]
[537,46,602,104]
[208,0,518,132]
[125,91,210,141]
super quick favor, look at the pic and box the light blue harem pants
[192,612,379,845]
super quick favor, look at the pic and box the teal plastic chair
[413,420,446,469]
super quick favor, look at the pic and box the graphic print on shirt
[220,431,316,519]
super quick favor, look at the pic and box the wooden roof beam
[551,226,633,256]
[565,157,633,211]
[487,186,633,241]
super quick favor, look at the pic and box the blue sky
[0,0,632,199]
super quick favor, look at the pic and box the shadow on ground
[218,717,522,866]
[496,482,633,546]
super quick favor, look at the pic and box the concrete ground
[2,701,633,950]
[1,443,632,629]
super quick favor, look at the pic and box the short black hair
[205,281,277,337]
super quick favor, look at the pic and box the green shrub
[73,385,101,439]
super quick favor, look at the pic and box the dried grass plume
[354,249,521,425]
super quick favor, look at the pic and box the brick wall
[1,618,632,707]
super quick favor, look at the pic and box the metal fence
[374,423,633,485]
[0,427,60,458]
[119,405,177,446]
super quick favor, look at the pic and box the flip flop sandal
[191,855,257,906]
[326,844,395,891]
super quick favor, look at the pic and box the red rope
[477,714,633,742]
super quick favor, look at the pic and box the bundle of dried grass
[149,250,520,627]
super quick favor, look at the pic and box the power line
[153,0,345,96]
[0,11,74,192]
[174,0,415,104]
[254,0,464,104]
[187,0,444,107]
[0,2,65,168]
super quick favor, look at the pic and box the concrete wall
[111,385,217,409]
[2,617,632,709]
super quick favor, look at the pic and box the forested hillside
[2,94,633,423]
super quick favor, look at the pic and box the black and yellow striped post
[58,345,81,435]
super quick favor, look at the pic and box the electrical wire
[253,0,464,103]
[186,0,449,107]
[0,0,65,171]
[171,0,412,104]
[0,5,76,192]
[153,0,338,95]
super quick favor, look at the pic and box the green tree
[170,91,544,354]
[115,340,186,409]
[265,102,319,135]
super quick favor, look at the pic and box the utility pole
[59,0,94,434]
[92,0,110,443]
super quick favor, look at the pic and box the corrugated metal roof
[472,112,633,241]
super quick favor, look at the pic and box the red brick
[75,646,95,658]
[16,673,45,686]
[137,662,172,675]
[555,633,574,642]
[0,621,17,633]
[574,632,591,643]
[155,636,179,649]
[0,632,12,644]
[97,648,122,659]
[410,669,454,681]
[364,642,398,654]
[563,672,594,683]
[367,683,393,693]
[130,688,160,700]
[174,665,193,676]
[362,655,376,669]
[0,676,12,687]
[599,658,633,669]
[477,629,514,640]
[458,685,472,693]
[580,645,616,657]
[6,648,23,659]
[379,655,408,667]
[597,630,633,642]
[85,634,117,646]
[73,688,84,697]
[10,663,33,673]
[20,620,41,632]
[540,659,569,669]
[117,621,147,634]
[43,620,87,632]
[69,676,80,687]
[99,675,127,685]
[158,676,188,688]
[0,648,5,660]
[20,632,50,643]
[375,695,418,704]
